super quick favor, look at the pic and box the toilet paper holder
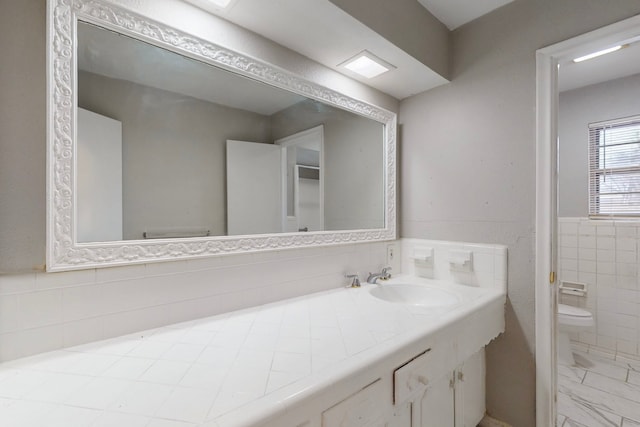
[559,281,587,297]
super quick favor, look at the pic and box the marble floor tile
[574,351,629,381]
[559,380,640,422]
[557,388,622,426]
[589,348,617,360]
[583,371,640,404]
[562,419,599,427]
[628,370,640,386]
[591,351,640,372]
[558,363,587,384]
[557,414,566,426]
[559,349,640,427]
[616,355,640,372]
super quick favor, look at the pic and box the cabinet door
[322,379,387,427]
[390,401,412,427]
[455,350,486,427]
[417,373,455,427]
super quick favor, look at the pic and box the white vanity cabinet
[306,349,485,427]
[253,342,493,427]
[321,379,388,426]
[212,274,505,427]
[394,349,486,427]
[454,350,486,427]
[417,370,455,427]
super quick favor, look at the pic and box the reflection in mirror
[276,125,324,233]
[76,22,385,243]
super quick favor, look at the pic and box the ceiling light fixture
[572,45,624,63]
[339,51,395,79]
[185,0,236,13]
[209,0,233,7]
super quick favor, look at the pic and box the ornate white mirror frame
[46,0,396,272]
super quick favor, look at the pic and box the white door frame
[535,14,640,427]
[275,125,325,230]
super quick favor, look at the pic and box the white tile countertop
[0,274,505,427]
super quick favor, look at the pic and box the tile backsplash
[0,242,396,362]
[400,238,508,293]
[558,217,640,357]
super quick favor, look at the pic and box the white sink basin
[369,284,460,307]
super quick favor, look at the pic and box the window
[589,115,640,217]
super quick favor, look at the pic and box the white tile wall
[559,218,640,357]
[0,241,396,362]
[400,238,508,292]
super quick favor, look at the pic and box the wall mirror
[47,0,396,271]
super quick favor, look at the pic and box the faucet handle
[381,266,392,280]
[345,273,361,288]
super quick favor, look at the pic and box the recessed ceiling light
[206,0,233,7]
[339,51,395,79]
[572,45,624,63]
[185,0,236,13]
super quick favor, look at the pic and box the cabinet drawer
[393,348,432,404]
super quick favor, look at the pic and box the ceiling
[215,0,447,100]
[78,22,306,116]
[183,0,640,100]
[417,0,514,30]
[558,37,640,92]
[85,0,640,102]
[183,0,514,100]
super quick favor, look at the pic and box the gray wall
[78,71,272,239]
[398,1,640,426]
[271,100,385,231]
[0,0,47,272]
[559,73,640,217]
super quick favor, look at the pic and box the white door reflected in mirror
[226,140,285,236]
[77,108,123,243]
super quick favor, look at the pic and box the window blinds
[589,115,640,218]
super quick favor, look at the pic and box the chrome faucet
[367,267,392,284]
[345,273,361,288]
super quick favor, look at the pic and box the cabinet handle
[408,375,429,390]
[457,371,464,382]
[417,375,428,386]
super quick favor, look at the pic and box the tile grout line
[560,348,640,427]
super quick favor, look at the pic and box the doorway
[536,14,640,427]
[276,125,325,233]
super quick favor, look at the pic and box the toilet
[557,303,594,366]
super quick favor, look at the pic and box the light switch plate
[387,245,395,265]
